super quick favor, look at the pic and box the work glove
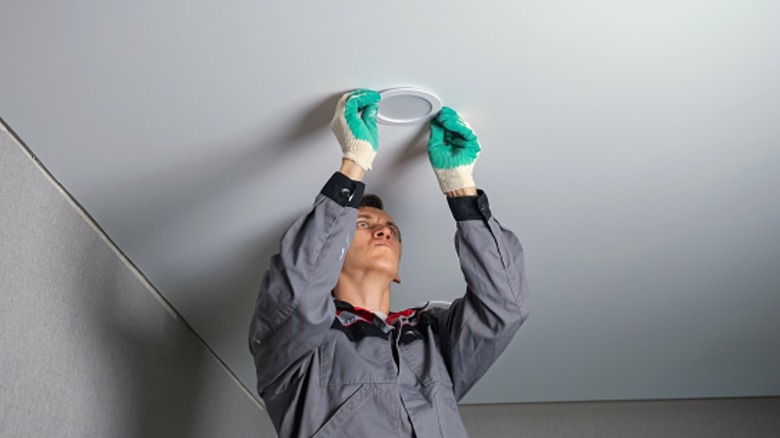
[330,89,381,171]
[428,107,481,193]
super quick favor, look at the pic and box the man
[249,89,528,437]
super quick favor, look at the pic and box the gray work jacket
[249,172,529,438]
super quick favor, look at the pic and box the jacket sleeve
[248,172,364,394]
[431,191,529,400]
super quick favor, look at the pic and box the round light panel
[376,87,442,126]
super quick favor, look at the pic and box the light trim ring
[376,87,443,126]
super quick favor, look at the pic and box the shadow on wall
[94,90,424,255]
[95,91,346,252]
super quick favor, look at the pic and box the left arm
[430,192,529,400]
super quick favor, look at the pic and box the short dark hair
[360,194,384,210]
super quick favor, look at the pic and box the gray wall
[460,397,780,438]
[0,124,275,437]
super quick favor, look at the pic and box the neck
[333,270,392,315]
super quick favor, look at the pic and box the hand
[428,107,481,194]
[330,89,381,171]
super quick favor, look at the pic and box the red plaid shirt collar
[334,300,420,329]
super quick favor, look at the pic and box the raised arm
[249,173,363,392]
[425,107,529,400]
[249,90,380,393]
[434,193,529,400]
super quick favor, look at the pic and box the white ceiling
[2,1,779,404]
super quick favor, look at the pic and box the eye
[357,221,368,229]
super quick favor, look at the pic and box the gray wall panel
[0,125,274,437]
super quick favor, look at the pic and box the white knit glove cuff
[433,164,476,193]
[331,113,377,171]
[341,142,377,171]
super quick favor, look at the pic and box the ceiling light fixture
[376,87,442,126]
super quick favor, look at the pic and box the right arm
[248,171,364,393]
[249,89,379,393]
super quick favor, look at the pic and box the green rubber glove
[428,107,481,193]
[330,89,381,171]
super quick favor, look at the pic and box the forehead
[358,206,396,224]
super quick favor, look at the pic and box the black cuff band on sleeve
[447,190,492,221]
[321,172,366,208]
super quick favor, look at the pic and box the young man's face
[341,206,402,282]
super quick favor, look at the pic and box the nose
[372,225,392,240]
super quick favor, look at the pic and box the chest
[317,315,453,388]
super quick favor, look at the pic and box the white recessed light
[376,87,442,126]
